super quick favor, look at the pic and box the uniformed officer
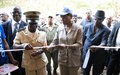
[42,15,58,75]
[13,11,48,75]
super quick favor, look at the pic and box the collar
[24,26,39,38]
[12,20,22,25]
[25,26,39,35]
[86,17,93,22]
[59,23,76,31]
[46,24,55,28]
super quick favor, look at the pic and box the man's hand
[11,59,19,66]
[24,44,33,50]
[90,45,102,52]
[42,46,48,53]
[90,47,96,52]
[90,45,97,52]
[31,49,43,57]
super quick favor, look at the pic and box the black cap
[94,10,105,19]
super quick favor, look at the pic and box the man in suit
[2,6,27,75]
[82,10,110,75]
[107,20,120,75]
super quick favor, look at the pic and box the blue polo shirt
[0,24,8,66]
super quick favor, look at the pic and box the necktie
[13,23,18,34]
[12,23,18,39]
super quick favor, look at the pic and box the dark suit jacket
[82,23,111,64]
[2,20,27,48]
[2,20,27,65]
[83,24,111,49]
[107,22,120,48]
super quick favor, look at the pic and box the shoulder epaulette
[17,27,26,32]
[54,23,58,25]
[41,24,46,27]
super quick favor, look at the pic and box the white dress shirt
[12,20,21,33]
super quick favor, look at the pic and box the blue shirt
[0,24,8,66]
[80,17,94,29]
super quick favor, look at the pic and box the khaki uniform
[51,23,83,75]
[43,24,58,45]
[52,23,82,67]
[14,27,48,75]
[43,24,58,74]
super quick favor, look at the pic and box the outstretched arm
[3,39,18,65]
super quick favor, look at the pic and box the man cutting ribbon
[13,11,48,75]
[82,10,110,75]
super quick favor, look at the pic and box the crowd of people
[0,6,120,75]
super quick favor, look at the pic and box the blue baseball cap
[59,7,73,16]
